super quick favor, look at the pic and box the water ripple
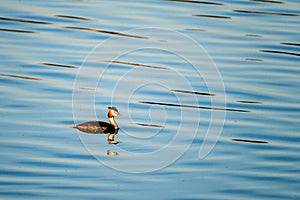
[280,42,300,47]
[236,100,263,104]
[101,60,169,70]
[0,73,43,81]
[232,138,268,144]
[232,9,299,16]
[166,0,225,6]
[193,14,231,19]
[134,123,165,128]
[40,62,79,69]
[61,26,148,39]
[171,89,215,96]
[54,14,97,22]
[0,17,52,24]
[0,28,37,34]
[260,49,300,57]
[251,0,284,4]
[140,101,250,113]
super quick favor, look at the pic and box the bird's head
[107,106,122,118]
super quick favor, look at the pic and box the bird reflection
[107,150,119,156]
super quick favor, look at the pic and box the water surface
[1,0,300,199]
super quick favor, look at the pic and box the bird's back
[75,121,115,134]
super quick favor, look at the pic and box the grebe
[72,107,121,144]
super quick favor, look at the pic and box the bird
[72,106,121,144]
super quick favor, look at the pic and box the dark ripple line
[236,100,262,104]
[233,10,299,16]
[260,50,300,57]
[193,14,231,19]
[55,15,96,21]
[171,89,215,96]
[245,58,264,61]
[232,138,268,144]
[281,42,300,47]
[135,123,164,128]
[0,28,37,34]
[0,17,52,24]
[40,62,78,69]
[185,28,207,32]
[245,34,262,37]
[166,0,224,6]
[101,60,169,70]
[62,26,148,39]
[251,0,284,4]
[0,73,43,81]
[139,101,250,113]
[79,87,95,91]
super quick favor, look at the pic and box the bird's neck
[108,117,118,129]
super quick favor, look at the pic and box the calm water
[1,0,300,199]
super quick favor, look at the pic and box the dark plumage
[74,121,115,134]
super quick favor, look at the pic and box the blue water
[1,0,300,199]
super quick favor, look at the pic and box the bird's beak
[118,113,122,116]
